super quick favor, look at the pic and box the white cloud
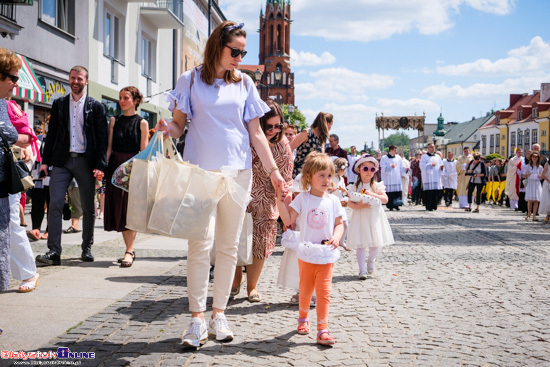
[377,98,440,115]
[422,74,550,101]
[437,36,550,76]
[290,49,336,67]
[220,0,516,42]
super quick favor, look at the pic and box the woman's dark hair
[530,152,541,167]
[259,100,284,144]
[310,112,333,146]
[120,86,143,108]
[201,21,246,85]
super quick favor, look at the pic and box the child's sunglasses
[361,166,378,173]
[225,45,247,58]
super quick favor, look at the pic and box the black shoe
[395,207,400,211]
[36,251,61,266]
[81,248,94,262]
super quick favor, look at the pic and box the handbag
[125,132,180,233]
[0,129,34,194]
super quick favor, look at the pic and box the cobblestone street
[3,204,550,366]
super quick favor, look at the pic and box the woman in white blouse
[156,21,285,348]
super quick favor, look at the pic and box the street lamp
[274,68,282,85]
[254,68,262,83]
[288,104,295,114]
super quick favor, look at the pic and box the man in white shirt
[380,145,406,211]
[442,151,458,207]
[420,143,444,211]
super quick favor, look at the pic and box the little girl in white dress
[347,155,394,279]
[522,152,543,221]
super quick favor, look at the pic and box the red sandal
[297,318,309,335]
[316,329,335,345]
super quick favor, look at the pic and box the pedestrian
[284,124,297,160]
[329,157,349,249]
[290,111,333,178]
[538,161,550,222]
[522,151,543,221]
[399,152,410,206]
[104,86,149,267]
[442,151,457,207]
[156,21,285,348]
[325,134,348,160]
[456,146,472,208]
[276,152,345,345]
[0,48,27,291]
[380,144,405,211]
[346,154,394,279]
[36,65,108,266]
[420,143,443,211]
[231,100,293,302]
[465,153,487,213]
[505,149,523,210]
[410,152,423,205]
[347,145,359,184]
[27,127,51,242]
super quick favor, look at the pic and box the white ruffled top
[165,67,270,170]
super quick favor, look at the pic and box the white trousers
[458,195,469,208]
[186,169,252,312]
[9,194,36,280]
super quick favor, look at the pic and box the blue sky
[221,0,550,150]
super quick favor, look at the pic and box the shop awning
[12,54,45,103]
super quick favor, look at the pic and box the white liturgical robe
[380,154,405,192]
[442,159,458,189]
[420,153,443,190]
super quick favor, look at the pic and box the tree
[283,104,307,130]
[382,132,410,157]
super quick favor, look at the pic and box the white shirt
[420,153,443,190]
[290,192,345,244]
[165,68,269,170]
[380,154,405,192]
[69,93,86,153]
[347,153,359,183]
[442,159,458,189]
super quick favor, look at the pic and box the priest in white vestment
[505,148,523,210]
[442,151,458,207]
[420,143,444,211]
[380,145,406,210]
[456,146,473,208]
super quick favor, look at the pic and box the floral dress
[292,129,322,178]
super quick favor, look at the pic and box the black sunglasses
[361,166,377,173]
[225,45,247,59]
[266,123,283,132]
[1,71,19,84]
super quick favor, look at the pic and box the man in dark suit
[36,66,107,265]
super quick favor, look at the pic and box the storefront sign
[37,75,70,105]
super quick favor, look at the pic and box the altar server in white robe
[505,148,523,210]
[399,153,410,206]
[442,151,458,207]
[456,146,473,208]
[420,143,444,211]
[380,145,406,211]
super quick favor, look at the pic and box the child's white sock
[356,248,367,273]
[368,247,380,272]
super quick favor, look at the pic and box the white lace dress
[524,165,543,201]
[538,164,550,215]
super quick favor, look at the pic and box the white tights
[356,247,379,273]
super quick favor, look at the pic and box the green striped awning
[12,54,45,103]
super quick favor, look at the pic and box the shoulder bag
[0,129,34,194]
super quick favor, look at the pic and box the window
[496,134,500,150]
[480,135,485,154]
[511,132,516,147]
[104,10,124,61]
[140,110,156,128]
[517,130,523,147]
[502,134,506,140]
[40,0,75,35]
[489,135,494,154]
[141,36,156,80]
[532,107,538,118]
[101,98,120,120]
[543,142,547,151]
[518,110,523,120]
[524,129,530,148]
[501,147,505,156]
[532,129,538,144]
[542,130,547,137]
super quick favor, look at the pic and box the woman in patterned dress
[231,100,293,302]
[290,112,333,178]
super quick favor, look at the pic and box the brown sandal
[120,251,135,268]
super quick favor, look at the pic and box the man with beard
[36,66,107,265]
[456,146,473,209]
[420,143,444,211]
[380,145,406,210]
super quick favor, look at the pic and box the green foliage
[382,132,410,157]
[283,104,307,130]
[485,153,504,161]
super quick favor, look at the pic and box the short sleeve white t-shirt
[290,192,345,244]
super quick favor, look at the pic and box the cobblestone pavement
[6,203,550,366]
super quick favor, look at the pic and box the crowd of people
[2,18,548,348]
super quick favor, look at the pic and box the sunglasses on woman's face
[1,71,19,84]
[361,166,377,173]
[266,123,283,132]
[225,45,247,58]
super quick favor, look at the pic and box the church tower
[258,0,295,105]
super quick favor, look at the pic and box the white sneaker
[181,317,208,348]
[358,272,368,280]
[367,261,375,274]
[208,313,234,341]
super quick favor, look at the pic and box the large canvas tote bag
[147,160,246,241]
[126,132,181,233]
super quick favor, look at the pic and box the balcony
[0,3,23,39]
[140,1,183,29]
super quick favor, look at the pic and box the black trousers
[29,186,49,232]
[386,191,403,210]
[467,183,484,205]
[443,188,454,206]
[411,181,422,204]
[424,189,441,210]
[518,192,527,213]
